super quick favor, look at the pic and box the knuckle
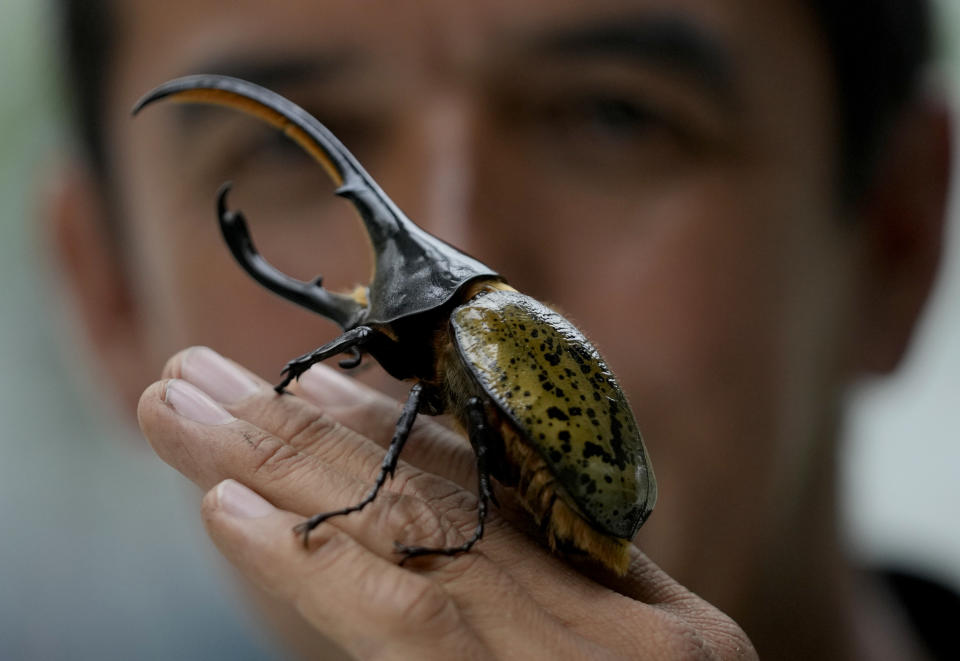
[656,612,756,661]
[282,409,340,448]
[380,491,450,548]
[239,428,311,480]
[390,576,459,633]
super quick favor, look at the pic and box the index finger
[164,346,478,489]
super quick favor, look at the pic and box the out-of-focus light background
[0,1,957,659]
[0,5,283,660]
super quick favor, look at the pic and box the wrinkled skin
[47,0,950,658]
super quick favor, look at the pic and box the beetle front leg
[293,382,425,547]
[276,326,373,392]
[396,396,495,563]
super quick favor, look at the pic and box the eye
[244,128,314,168]
[521,90,681,176]
[548,94,662,144]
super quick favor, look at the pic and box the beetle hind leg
[395,397,495,564]
[276,326,373,392]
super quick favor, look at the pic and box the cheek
[585,186,792,476]
[496,172,849,549]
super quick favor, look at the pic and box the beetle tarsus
[337,346,363,369]
[395,397,495,565]
[276,326,375,392]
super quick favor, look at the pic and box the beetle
[134,74,656,574]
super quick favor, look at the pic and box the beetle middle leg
[293,382,425,547]
[395,396,495,564]
[276,326,373,392]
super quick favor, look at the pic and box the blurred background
[0,5,284,660]
[1,1,958,659]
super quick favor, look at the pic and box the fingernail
[299,364,366,407]
[181,346,260,405]
[215,479,275,518]
[164,379,236,425]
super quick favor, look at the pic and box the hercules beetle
[134,75,656,574]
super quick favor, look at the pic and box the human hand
[138,346,755,660]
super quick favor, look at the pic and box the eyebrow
[184,52,358,90]
[168,52,359,129]
[527,15,735,105]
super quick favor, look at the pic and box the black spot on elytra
[544,352,560,366]
[543,381,554,391]
[546,406,569,421]
[549,449,562,463]
[569,407,582,416]
[557,430,571,442]
[604,475,613,483]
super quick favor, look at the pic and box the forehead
[108,0,827,90]
[105,0,837,206]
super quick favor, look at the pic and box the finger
[138,378,485,558]
[293,364,477,489]
[165,346,477,489]
[156,348,473,527]
[204,479,610,659]
[201,479,490,660]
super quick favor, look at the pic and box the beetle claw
[338,346,363,369]
[293,521,312,548]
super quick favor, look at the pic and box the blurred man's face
[96,0,860,596]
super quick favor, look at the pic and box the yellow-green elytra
[133,74,657,574]
[451,290,655,533]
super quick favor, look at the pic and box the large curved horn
[133,74,498,326]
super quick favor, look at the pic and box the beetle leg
[293,382,424,547]
[276,326,374,392]
[396,396,495,564]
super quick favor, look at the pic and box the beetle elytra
[134,75,656,574]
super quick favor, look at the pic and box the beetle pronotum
[134,75,656,574]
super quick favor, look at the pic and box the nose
[405,93,476,250]
[375,92,543,293]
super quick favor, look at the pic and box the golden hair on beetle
[499,420,632,575]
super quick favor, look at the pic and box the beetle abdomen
[450,290,656,545]
[495,418,634,574]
